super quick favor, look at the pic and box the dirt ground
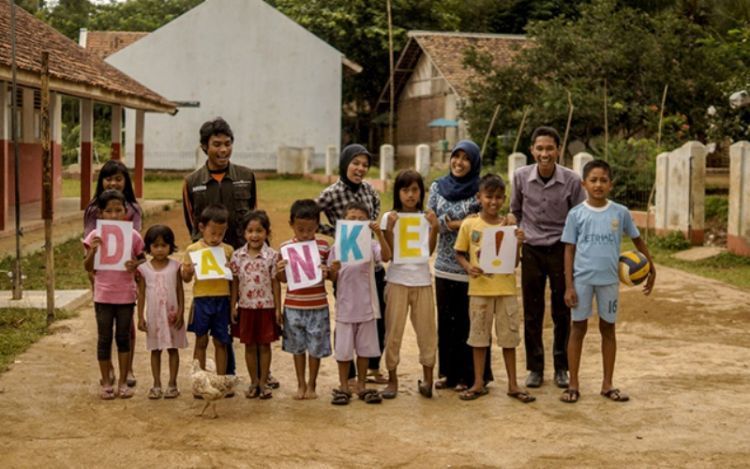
[1,202,749,468]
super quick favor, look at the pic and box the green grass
[0,308,75,372]
[650,246,750,290]
[0,237,91,290]
[62,177,183,201]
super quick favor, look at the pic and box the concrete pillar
[380,144,394,180]
[0,81,7,231]
[277,146,288,174]
[507,152,527,187]
[22,87,34,143]
[728,141,750,256]
[654,141,706,245]
[134,110,145,198]
[80,98,93,209]
[50,92,62,204]
[111,104,122,161]
[301,146,314,174]
[325,145,337,176]
[573,152,594,177]
[415,144,430,177]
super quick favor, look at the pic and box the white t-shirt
[380,211,433,287]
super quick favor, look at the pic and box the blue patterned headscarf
[436,140,481,202]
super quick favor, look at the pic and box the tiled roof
[0,1,174,112]
[378,31,527,111]
[85,31,148,59]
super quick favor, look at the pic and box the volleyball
[619,250,650,286]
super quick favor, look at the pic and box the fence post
[325,145,337,176]
[507,152,527,187]
[728,141,750,256]
[572,152,594,177]
[302,146,314,174]
[380,144,394,181]
[416,144,430,177]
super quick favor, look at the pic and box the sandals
[601,388,630,402]
[560,388,580,403]
[118,385,134,399]
[126,373,137,388]
[164,386,180,399]
[507,390,536,403]
[380,388,397,399]
[417,380,433,398]
[434,378,449,390]
[100,385,116,400]
[245,386,261,399]
[266,375,280,390]
[366,370,389,385]
[259,386,273,400]
[331,389,352,406]
[358,389,383,404]
[459,387,489,401]
[148,387,163,400]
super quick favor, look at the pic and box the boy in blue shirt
[560,160,655,403]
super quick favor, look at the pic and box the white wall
[108,0,342,170]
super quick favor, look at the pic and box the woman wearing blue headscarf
[427,140,493,390]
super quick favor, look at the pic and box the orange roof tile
[85,31,149,59]
[0,1,174,112]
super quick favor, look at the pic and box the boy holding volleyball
[560,160,655,403]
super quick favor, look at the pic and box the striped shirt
[281,237,330,310]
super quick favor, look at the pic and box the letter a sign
[280,240,323,291]
[334,220,372,265]
[189,247,232,280]
[94,220,133,271]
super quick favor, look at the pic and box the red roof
[84,31,149,59]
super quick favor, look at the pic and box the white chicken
[191,358,240,418]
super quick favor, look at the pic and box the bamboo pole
[41,51,55,324]
[480,104,501,158]
[603,78,609,161]
[386,0,395,148]
[656,84,668,148]
[512,107,530,154]
[561,90,574,166]
[10,0,22,300]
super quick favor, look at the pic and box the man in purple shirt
[511,126,586,389]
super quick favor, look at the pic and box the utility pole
[10,0,23,300]
[386,0,395,147]
[41,51,55,324]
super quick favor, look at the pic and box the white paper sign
[393,213,430,264]
[94,220,133,271]
[478,225,518,274]
[334,220,372,265]
[280,240,323,291]
[189,246,232,280]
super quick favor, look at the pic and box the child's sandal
[259,386,273,400]
[100,385,116,400]
[164,386,180,399]
[118,385,134,399]
[245,386,260,399]
[331,389,351,406]
[147,387,163,399]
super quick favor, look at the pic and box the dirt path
[1,202,749,467]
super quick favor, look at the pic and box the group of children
[84,151,654,406]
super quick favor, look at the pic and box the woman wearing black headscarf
[317,144,387,381]
[427,140,493,390]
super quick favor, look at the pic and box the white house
[102,0,351,170]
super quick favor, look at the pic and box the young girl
[83,159,143,389]
[136,225,188,399]
[83,190,145,399]
[229,211,281,400]
[380,170,439,399]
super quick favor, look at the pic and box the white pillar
[0,81,8,231]
[111,104,122,161]
[654,141,706,245]
[572,152,594,177]
[134,109,145,198]
[50,92,62,145]
[507,152,527,187]
[302,146,314,174]
[22,87,34,143]
[728,141,750,256]
[380,144,394,180]
[80,98,94,209]
[415,144,430,177]
[325,145,337,176]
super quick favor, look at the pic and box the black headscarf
[339,144,372,192]
[436,140,482,201]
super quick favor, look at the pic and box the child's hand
[231,308,238,325]
[425,210,439,230]
[276,308,284,328]
[386,211,399,231]
[182,262,195,277]
[124,259,141,273]
[445,215,462,231]
[276,259,288,273]
[321,263,330,279]
[515,228,525,243]
[89,236,102,251]
[137,318,147,332]
[174,315,184,330]
[369,221,382,236]
[468,266,484,278]
[330,260,342,276]
[643,264,656,296]
[564,286,578,308]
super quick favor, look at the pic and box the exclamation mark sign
[491,230,504,267]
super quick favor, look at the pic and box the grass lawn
[0,308,74,372]
[650,247,750,290]
[63,177,184,201]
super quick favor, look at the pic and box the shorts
[467,295,520,348]
[334,319,381,362]
[188,296,231,344]
[282,307,332,358]
[571,283,620,324]
[232,307,281,345]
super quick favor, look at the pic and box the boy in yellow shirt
[455,174,534,403]
[182,204,234,377]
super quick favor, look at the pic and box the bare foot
[304,386,318,400]
[294,384,307,400]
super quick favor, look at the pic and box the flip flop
[266,375,280,390]
[459,387,489,401]
[601,388,629,402]
[259,387,273,400]
[126,375,137,388]
[100,385,116,400]
[417,380,433,398]
[560,388,580,403]
[331,389,351,406]
[358,389,382,404]
[164,386,180,399]
[434,379,450,390]
[380,389,397,399]
[507,390,536,403]
[118,385,134,399]
[147,387,163,400]
[245,386,260,399]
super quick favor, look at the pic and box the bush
[705,195,728,224]
[603,138,660,210]
[651,231,691,251]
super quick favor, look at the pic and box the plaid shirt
[316,180,380,237]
